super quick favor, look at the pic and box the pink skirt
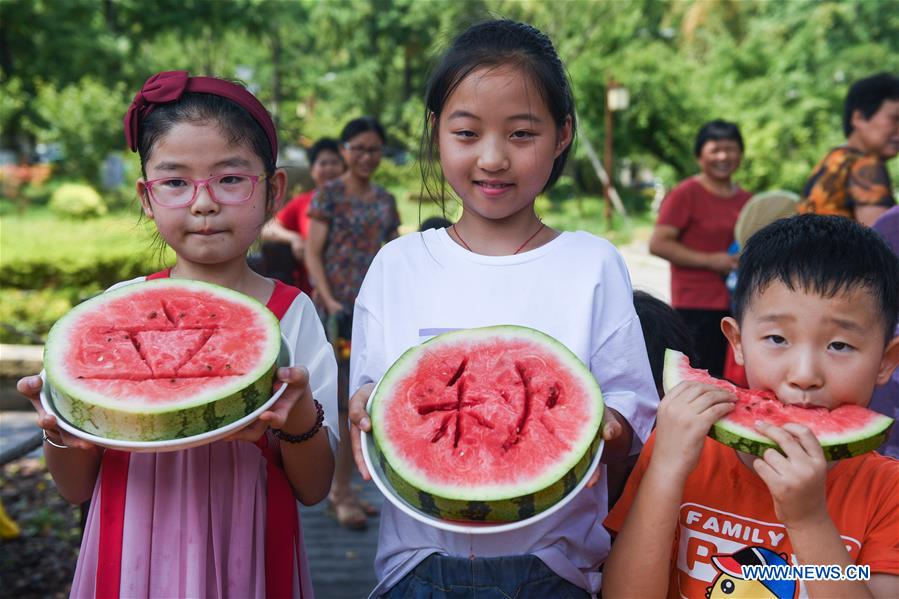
[70,441,313,598]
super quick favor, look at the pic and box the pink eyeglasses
[144,173,267,207]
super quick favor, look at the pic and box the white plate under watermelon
[40,336,294,453]
[361,381,605,535]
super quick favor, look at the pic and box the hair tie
[124,70,277,159]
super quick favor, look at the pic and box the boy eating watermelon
[603,214,899,598]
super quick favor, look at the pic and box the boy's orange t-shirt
[604,433,899,599]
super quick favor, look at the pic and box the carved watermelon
[44,279,282,441]
[663,349,894,460]
[369,326,604,522]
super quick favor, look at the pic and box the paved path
[0,238,669,598]
[619,235,670,303]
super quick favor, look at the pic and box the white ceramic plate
[40,336,293,453]
[361,380,604,534]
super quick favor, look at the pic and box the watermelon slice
[44,279,282,442]
[663,349,893,460]
[369,326,604,522]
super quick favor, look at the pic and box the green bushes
[1,209,173,343]
[48,183,108,219]
[0,287,97,344]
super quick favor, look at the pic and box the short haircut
[694,119,744,157]
[843,73,899,137]
[733,214,899,342]
[633,290,696,392]
[340,116,386,145]
[307,138,342,166]
[419,216,452,231]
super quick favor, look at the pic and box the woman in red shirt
[262,138,345,293]
[649,120,751,377]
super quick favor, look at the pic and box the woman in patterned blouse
[305,116,400,528]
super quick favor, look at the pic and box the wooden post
[604,79,615,226]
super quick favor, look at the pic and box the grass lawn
[1,207,168,268]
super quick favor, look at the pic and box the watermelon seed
[205,364,212,371]
[148,311,158,319]
[209,313,216,318]
[107,337,112,342]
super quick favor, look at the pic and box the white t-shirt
[350,228,658,596]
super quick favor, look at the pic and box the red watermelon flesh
[44,279,282,441]
[386,339,589,488]
[663,349,893,459]
[370,326,604,522]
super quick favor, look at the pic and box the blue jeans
[380,554,591,599]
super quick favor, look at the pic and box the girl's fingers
[585,464,602,488]
[348,384,374,432]
[277,366,309,387]
[601,417,622,441]
[17,375,43,400]
[349,422,372,481]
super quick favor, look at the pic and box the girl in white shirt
[347,19,658,598]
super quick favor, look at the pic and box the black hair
[138,92,275,176]
[633,290,697,392]
[694,119,744,157]
[733,214,899,342]
[420,19,576,212]
[419,216,452,231]
[307,137,343,166]
[843,72,899,137]
[340,116,386,145]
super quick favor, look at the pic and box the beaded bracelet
[272,399,325,443]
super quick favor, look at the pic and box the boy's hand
[226,367,312,443]
[348,383,375,480]
[17,374,97,450]
[751,422,828,529]
[650,381,736,480]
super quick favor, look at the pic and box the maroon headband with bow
[124,70,278,159]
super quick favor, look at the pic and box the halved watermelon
[663,349,893,460]
[369,326,604,522]
[44,279,282,441]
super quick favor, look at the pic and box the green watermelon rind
[663,349,894,460]
[380,432,602,522]
[44,279,282,441]
[49,362,277,441]
[370,325,604,514]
